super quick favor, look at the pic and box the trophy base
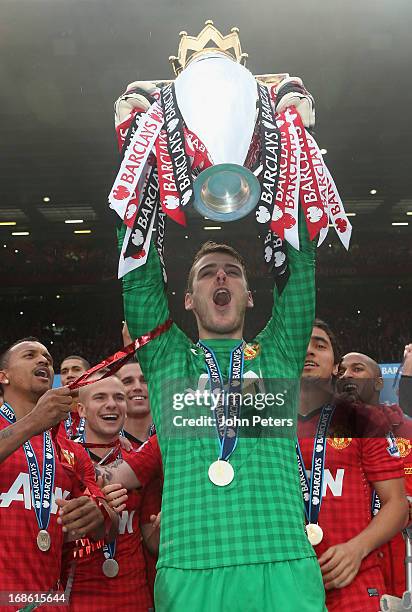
[193,163,260,222]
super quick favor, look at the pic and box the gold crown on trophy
[169,20,248,76]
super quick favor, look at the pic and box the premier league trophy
[108,20,351,285]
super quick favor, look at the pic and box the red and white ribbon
[109,101,164,220]
[324,167,352,250]
[184,128,213,172]
[283,108,301,250]
[291,112,328,240]
[304,132,329,246]
[156,129,186,226]
[118,204,155,278]
[269,111,289,239]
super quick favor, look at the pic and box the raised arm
[258,209,316,372]
[119,226,188,378]
[0,387,73,464]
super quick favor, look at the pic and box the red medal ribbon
[68,318,173,390]
[78,441,119,449]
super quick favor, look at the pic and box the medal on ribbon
[296,403,335,546]
[198,341,245,487]
[1,403,55,552]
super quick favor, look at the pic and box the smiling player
[0,338,116,608]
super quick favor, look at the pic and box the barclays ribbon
[198,341,245,462]
[296,403,335,526]
[0,403,55,547]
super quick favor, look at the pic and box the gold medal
[102,558,119,578]
[208,460,234,487]
[306,523,323,546]
[37,529,51,552]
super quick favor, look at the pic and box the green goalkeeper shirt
[121,223,316,570]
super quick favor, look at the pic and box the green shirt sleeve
[119,227,190,377]
[257,209,316,375]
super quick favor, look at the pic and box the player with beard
[64,375,160,611]
[0,338,117,609]
[337,351,412,598]
[95,211,330,612]
[59,355,90,440]
[298,321,408,611]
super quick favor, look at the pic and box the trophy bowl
[174,51,260,222]
[193,162,260,222]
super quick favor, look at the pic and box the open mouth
[130,395,146,402]
[341,382,358,393]
[303,360,318,368]
[33,367,49,380]
[213,288,231,306]
[100,414,120,422]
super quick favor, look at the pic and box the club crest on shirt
[244,343,260,361]
[61,448,75,467]
[327,436,352,450]
[395,437,412,458]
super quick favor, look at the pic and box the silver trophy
[112,21,307,223]
[174,50,260,221]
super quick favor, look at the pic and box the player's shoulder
[332,399,389,437]
[383,404,412,438]
[136,433,160,454]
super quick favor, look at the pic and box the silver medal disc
[208,460,234,487]
[306,523,323,546]
[37,529,51,552]
[102,558,119,578]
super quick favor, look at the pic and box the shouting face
[0,340,54,401]
[185,252,253,338]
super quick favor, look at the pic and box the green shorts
[155,557,326,612]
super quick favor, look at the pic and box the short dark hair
[313,318,341,365]
[186,241,248,292]
[60,355,90,370]
[0,336,41,370]
[0,337,42,393]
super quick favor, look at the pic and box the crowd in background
[0,290,408,366]
[2,233,411,287]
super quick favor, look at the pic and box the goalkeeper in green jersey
[97,219,326,611]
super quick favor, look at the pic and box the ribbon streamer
[68,319,173,390]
